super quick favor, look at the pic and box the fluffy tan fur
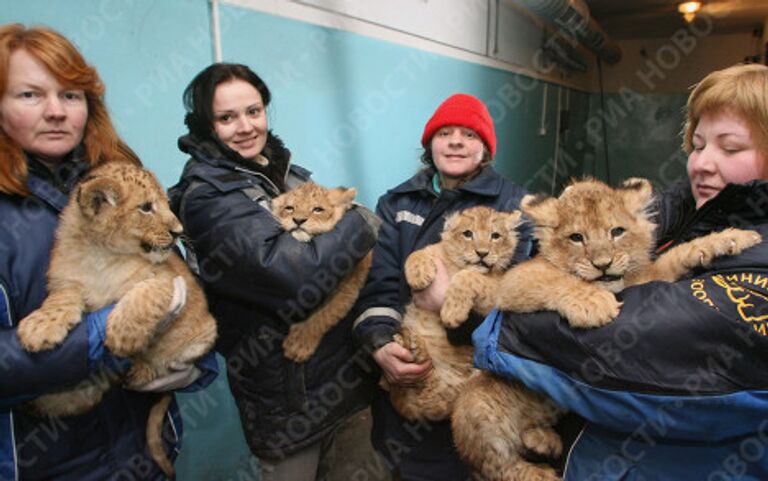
[273,182,373,362]
[450,177,762,481]
[16,162,217,480]
[388,206,522,422]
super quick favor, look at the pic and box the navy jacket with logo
[0,158,217,481]
[475,180,768,481]
[352,165,531,481]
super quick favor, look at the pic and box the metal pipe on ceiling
[511,0,622,63]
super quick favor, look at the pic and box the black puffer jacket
[168,133,379,459]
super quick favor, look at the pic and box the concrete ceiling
[584,0,768,38]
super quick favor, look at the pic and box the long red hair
[0,24,139,196]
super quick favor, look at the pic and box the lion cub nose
[293,217,307,226]
[475,249,489,259]
[592,259,612,271]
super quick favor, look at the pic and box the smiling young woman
[168,62,380,481]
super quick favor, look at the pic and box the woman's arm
[352,196,404,351]
[0,297,127,407]
[180,183,378,318]
[475,269,768,440]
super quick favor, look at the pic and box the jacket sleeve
[475,254,768,441]
[179,182,378,320]
[0,289,128,408]
[353,196,403,351]
[179,351,219,392]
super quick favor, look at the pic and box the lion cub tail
[147,393,175,480]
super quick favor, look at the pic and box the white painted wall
[228,0,597,90]
[295,0,491,55]
[599,31,755,93]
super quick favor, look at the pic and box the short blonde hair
[0,24,139,196]
[684,64,768,158]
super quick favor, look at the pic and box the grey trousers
[259,431,337,481]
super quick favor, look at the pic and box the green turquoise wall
[585,92,689,190]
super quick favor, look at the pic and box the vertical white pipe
[210,0,223,62]
[551,86,562,195]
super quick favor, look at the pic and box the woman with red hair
[0,24,215,480]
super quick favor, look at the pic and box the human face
[431,126,486,188]
[688,110,767,209]
[212,79,268,161]
[0,49,87,165]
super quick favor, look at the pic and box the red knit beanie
[421,93,496,156]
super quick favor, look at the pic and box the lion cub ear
[328,187,357,207]
[504,210,523,233]
[618,177,653,217]
[521,194,559,228]
[77,176,123,218]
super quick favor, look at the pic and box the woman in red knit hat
[353,93,532,481]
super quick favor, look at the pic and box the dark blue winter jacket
[0,157,217,481]
[475,180,768,481]
[352,165,530,481]
[168,133,379,460]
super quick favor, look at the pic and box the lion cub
[387,206,522,422]
[16,162,217,480]
[449,177,762,481]
[272,182,373,362]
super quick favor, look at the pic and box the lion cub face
[272,182,356,242]
[75,162,183,263]
[441,206,522,274]
[523,177,655,293]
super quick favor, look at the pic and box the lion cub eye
[462,230,473,239]
[312,206,325,214]
[283,206,294,214]
[610,227,626,238]
[139,202,153,213]
[490,232,502,240]
[569,233,584,243]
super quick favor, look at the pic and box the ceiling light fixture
[678,1,702,23]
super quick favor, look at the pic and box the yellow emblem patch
[690,272,768,336]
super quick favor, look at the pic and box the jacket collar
[179,132,293,185]
[24,148,89,212]
[391,165,504,198]
[177,134,309,196]
[660,179,768,244]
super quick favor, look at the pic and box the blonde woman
[476,63,768,480]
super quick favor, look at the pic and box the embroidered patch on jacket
[690,272,768,336]
[395,210,424,226]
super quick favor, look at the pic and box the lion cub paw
[514,464,561,481]
[440,294,474,328]
[561,288,621,328]
[282,322,320,362]
[694,228,762,266]
[125,362,158,388]
[405,255,436,291]
[521,426,563,459]
[395,327,430,364]
[17,309,79,352]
